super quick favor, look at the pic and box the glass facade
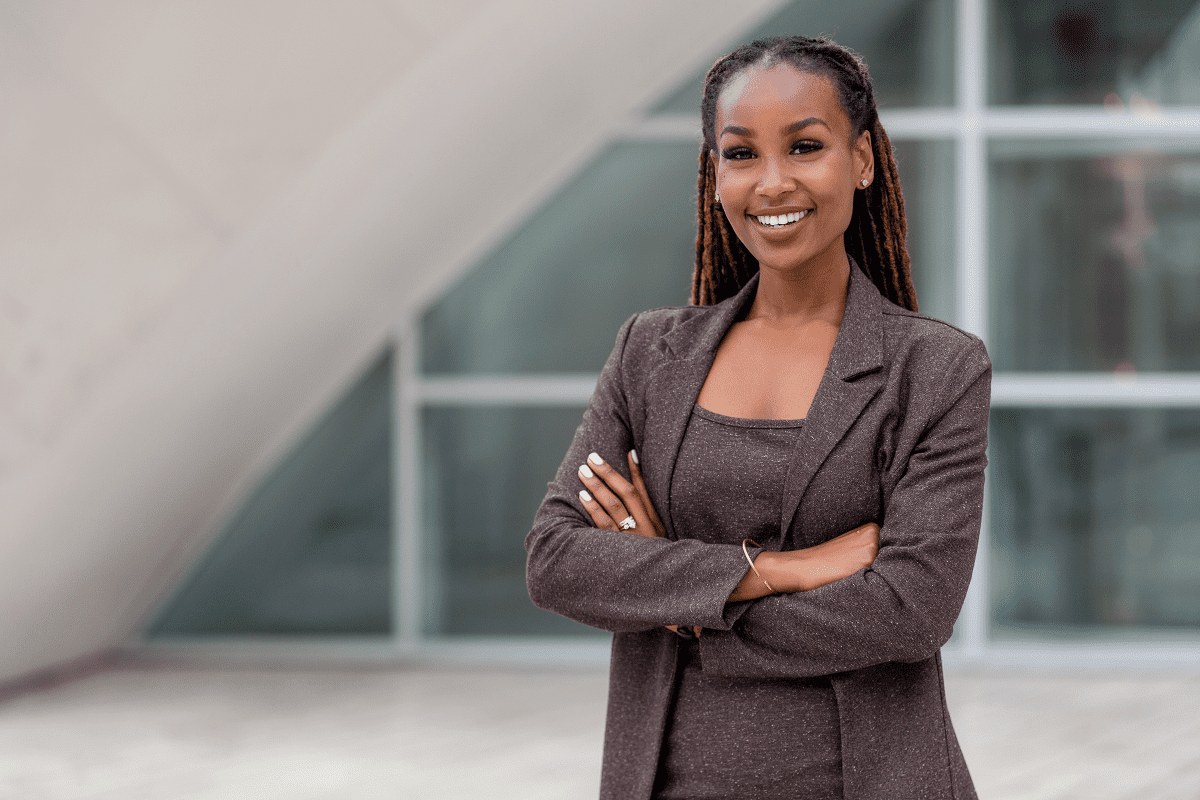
[989,0,1200,106]
[991,407,1200,637]
[151,0,1200,662]
[653,0,955,112]
[420,142,697,376]
[420,406,602,637]
[989,139,1200,372]
[151,350,393,637]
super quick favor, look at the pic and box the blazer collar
[659,259,884,375]
[645,260,885,542]
[660,270,761,363]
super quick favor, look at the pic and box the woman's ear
[854,128,874,187]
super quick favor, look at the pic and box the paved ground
[0,663,1198,799]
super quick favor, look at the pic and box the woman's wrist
[755,550,804,593]
[745,549,817,594]
[729,549,780,601]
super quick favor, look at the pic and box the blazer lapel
[779,263,885,543]
[643,275,760,540]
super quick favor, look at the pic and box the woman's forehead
[716,65,844,130]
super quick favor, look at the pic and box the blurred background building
[2,0,1200,689]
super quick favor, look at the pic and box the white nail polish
[630,449,639,465]
[579,489,592,502]
[588,452,604,466]
[579,464,594,478]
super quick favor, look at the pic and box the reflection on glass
[653,0,954,113]
[990,140,1200,371]
[421,405,606,637]
[990,408,1200,637]
[990,0,1200,105]
[152,350,392,636]
[893,139,956,324]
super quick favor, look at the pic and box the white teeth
[755,210,808,227]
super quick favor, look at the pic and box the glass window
[653,0,955,113]
[894,139,957,324]
[990,407,1200,638]
[989,140,1200,371]
[420,142,698,375]
[989,0,1200,106]
[421,405,606,638]
[151,350,393,637]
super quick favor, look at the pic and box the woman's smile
[749,208,811,229]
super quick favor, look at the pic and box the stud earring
[714,191,721,203]
[861,179,869,187]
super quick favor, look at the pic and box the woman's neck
[748,253,851,327]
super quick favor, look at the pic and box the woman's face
[712,64,873,277]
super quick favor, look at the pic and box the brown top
[656,406,841,799]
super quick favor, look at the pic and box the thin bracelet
[742,539,775,593]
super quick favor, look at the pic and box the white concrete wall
[0,0,783,682]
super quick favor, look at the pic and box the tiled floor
[0,663,1197,799]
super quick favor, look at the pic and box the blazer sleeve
[525,314,753,633]
[697,337,992,678]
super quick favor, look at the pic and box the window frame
[396,0,1200,668]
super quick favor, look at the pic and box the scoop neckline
[692,404,806,429]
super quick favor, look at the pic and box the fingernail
[588,452,604,466]
[579,464,594,478]
[630,449,639,465]
[579,489,592,502]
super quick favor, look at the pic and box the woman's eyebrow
[719,117,829,138]
[784,117,828,133]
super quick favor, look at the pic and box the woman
[526,36,989,800]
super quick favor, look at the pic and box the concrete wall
[0,0,783,682]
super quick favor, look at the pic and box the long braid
[692,36,918,312]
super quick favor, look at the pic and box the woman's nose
[755,157,796,198]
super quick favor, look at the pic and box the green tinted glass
[652,0,955,114]
[989,140,1200,371]
[152,351,392,636]
[989,0,1200,106]
[421,142,697,375]
[421,405,606,638]
[990,407,1200,638]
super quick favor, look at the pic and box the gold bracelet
[742,539,775,594]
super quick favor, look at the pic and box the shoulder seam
[881,306,980,342]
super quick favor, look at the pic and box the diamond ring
[617,516,637,531]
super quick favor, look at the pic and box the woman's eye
[721,146,753,160]
[791,140,823,154]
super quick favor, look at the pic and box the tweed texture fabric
[657,409,842,798]
[526,262,990,800]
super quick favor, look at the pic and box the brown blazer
[526,262,990,800]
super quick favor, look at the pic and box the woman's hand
[576,450,666,539]
[729,522,880,601]
[578,450,699,635]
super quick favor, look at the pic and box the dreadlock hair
[691,35,918,312]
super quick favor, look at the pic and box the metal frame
[395,0,1200,668]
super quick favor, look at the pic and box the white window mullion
[992,373,1200,406]
[954,0,990,662]
[396,325,422,653]
[415,375,598,406]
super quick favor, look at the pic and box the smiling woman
[526,36,990,800]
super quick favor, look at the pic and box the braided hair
[691,36,918,312]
